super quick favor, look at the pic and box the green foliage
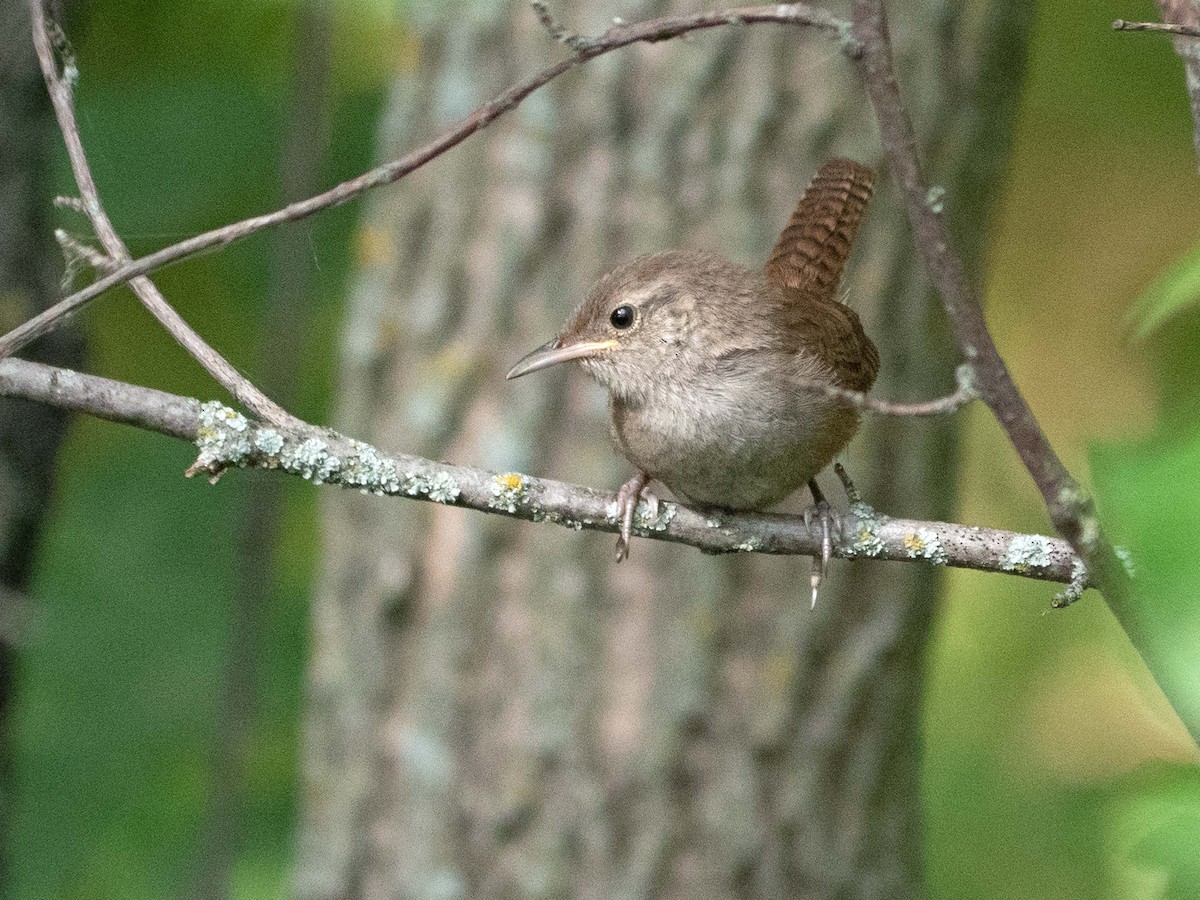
[1086,245,1200,900]
[1105,766,1200,900]
[1128,239,1200,340]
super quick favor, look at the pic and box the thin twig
[24,0,301,427]
[529,0,591,52]
[55,229,111,272]
[796,364,976,416]
[0,356,1086,589]
[1113,18,1200,38]
[0,2,845,361]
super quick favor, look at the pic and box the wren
[507,159,879,597]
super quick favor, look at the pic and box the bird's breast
[608,351,859,511]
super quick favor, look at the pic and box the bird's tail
[766,158,875,303]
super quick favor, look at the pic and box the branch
[796,364,976,416]
[849,1,1119,569]
[847,2,1200,744]
[1113,18,1200,38]
[0,356,1086,594]
[23,0,300,428]
[0,2,846,362]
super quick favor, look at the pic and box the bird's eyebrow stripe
[620,279,677,312]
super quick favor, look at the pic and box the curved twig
[795,364,976,416]
[24,2,300,427]
[0,2,845,361]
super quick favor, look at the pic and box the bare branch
[0,356,1086,590]
[1113,17,1200,38]
[22,0,302,428]
[0,2,846,361]
[850,2,1113,562]
[54,228,110,276]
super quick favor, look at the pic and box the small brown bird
[507,159,879,598]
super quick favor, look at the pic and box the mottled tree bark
[0,0,84,883]
[295,2,1032,897]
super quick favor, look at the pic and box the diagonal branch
[24,0,301,427]
[0,356,1086,594]
[850,1,1115,565]
[0,2,846,362]
[848,2,1199,743]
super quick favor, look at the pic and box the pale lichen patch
[848,501,886,557]
[195,401,253,464]
[1002,534,1053,574]
[342,441,401,494]
[426,471,461,504]
[398,470,461,504]
[634,500,676,533]
[903,527,947,565]
[1115,545,1136,578]
[281,437,332,481]
[254,428,285,456]
[489,472,526,513]
[925,184,946,214]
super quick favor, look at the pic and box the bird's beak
[505,337,618,379]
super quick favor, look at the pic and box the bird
[507,158,879,601]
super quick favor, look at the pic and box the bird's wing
[769,289,880,392]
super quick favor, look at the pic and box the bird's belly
[611,393,858,511]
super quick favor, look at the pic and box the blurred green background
[10,0,1200,898]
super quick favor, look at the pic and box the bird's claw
[804,479,842,608]
[615,472,655,562]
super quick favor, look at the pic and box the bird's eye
[609,305,636,329]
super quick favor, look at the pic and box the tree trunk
[295,2,1033,897]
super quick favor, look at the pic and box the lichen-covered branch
[0,357,1086,594]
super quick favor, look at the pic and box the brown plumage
[507,158,880,563]
[767,158,880,392]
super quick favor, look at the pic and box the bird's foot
[615,472,656,562]
[803,478,842,608]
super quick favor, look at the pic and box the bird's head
[506,250,758,403]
